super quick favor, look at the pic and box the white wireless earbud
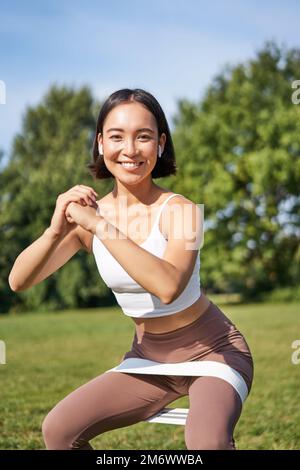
[158,145,162,158]
[98,144,103,155]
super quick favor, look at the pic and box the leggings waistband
[139,301,218,340]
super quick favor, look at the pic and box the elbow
[8,273,23,292]
[8,279,19,292]
[160,286,180,305]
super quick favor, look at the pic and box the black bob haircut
[87,88,177,179]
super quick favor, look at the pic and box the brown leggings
[42,302,253,450]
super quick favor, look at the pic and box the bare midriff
[132,292,211,343]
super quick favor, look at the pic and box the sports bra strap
[152,193,180,229]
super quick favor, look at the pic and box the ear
[97,133,102,145]
[159,133,167,153]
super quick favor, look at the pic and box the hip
[124,301,254,392]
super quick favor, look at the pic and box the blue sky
[0,0,299,167]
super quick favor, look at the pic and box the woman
[8,88,254,450]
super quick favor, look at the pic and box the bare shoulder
[163,194,201,239]
[167,193,193,205]
[76,194,110,254]
[165,194,198,212]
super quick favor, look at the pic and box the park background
[0,0,299,450]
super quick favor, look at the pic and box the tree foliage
[170,42,300,298]
[0,85,113,313]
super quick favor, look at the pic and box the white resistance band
[106,358,249,404]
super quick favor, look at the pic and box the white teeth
[121,162,141,167]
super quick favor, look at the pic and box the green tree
[171,42,300,299]
[0,85,113,313]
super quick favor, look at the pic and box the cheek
[144,141,157,152]
[106,142,122,152]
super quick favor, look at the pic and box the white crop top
[92,193,201,318]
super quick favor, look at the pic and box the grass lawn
[0,301,299,450]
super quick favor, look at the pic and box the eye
[110,134,151,140]
[138,134,151,140]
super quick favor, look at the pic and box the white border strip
[106,358,249,403]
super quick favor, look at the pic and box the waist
[133,293,211,339]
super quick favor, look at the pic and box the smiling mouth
[118,162,144,169]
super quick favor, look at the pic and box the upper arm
[162,196,204,301]
[30,226,84,288]
[76,224,94,254]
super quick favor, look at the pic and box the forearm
[8,227,64,291]
[91,217,179,303]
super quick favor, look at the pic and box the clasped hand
[65,200,101,233]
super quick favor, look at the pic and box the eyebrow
[106,127,155,133]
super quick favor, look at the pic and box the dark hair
[87,88,177,179]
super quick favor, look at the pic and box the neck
[112,178,162,207]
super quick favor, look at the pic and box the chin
[119,175,147,185]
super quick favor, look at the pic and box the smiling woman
[9,87,253,451]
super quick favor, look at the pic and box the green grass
[0,302,299,450]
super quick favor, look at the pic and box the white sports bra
[92,193,201,318]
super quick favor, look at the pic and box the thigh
[185,376,243,450]
[43,371,180,446]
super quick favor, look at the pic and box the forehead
[103,102,156,131]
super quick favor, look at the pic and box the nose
[123,139,138,157]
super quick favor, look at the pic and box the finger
[76,188,97,202]
[68,190,96,206]
[89,199,99,209]
[66,215,75,223]
[77,185,98,198]
[72,188,97,205]
[67,194,98,210]
[68,198,95,209]
[60,195,89,210]
[79,187,98,202]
